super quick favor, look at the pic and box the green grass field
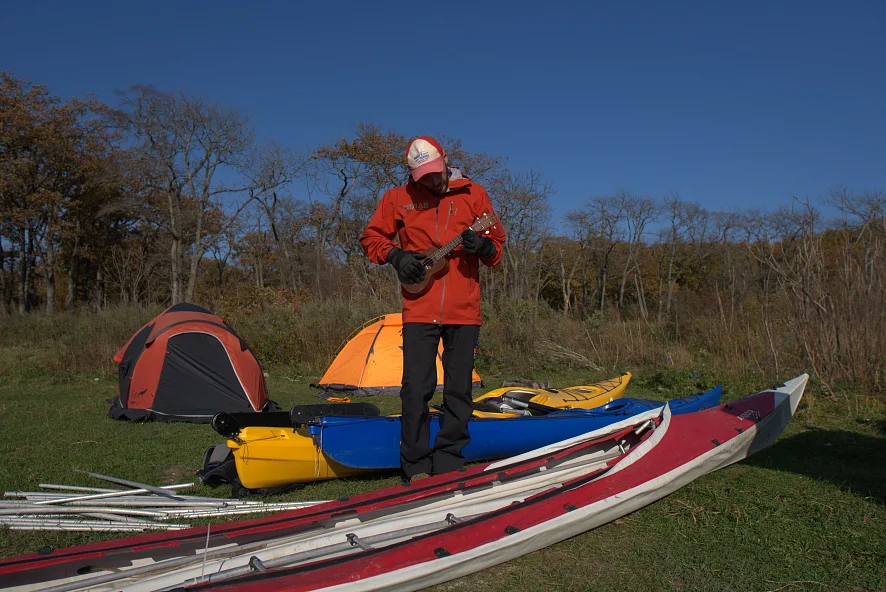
[0,365,884,591]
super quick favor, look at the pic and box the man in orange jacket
[360,136,506,482]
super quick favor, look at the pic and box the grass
[0,356,884,589]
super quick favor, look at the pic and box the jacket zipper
[435,198,446,325]
[440,202,454,324]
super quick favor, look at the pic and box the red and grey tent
[108,303,274,422]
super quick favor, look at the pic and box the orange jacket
[360,177,506,325]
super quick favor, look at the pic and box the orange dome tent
[109,303,274,422]
[317,314,482,396]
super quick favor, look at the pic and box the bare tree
[567,195,625,312]
[615,191,658,315]
[234,209,275,289]
[118,86,264,303]
[655,195,712,321]
[708,210,741,332]
[488,170,552,300]
[305,140,369,292]
[245,142,307,291]
[306,125,411,293]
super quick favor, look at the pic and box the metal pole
[156,505,326,519]
[10,490,315,504]
[34,483,195,505]
[0,506,168,518]
[72,470,187,500]
[38,484,122,493]
[41,498,235,508]
[1,521,189,532]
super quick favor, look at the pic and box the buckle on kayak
[248,556,267,572]
[346,533,373,551]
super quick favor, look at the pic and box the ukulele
[401,213,499,296]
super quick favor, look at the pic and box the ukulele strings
[425,218,493,265]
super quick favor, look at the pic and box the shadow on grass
[745,426,886,505]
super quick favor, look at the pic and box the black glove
[461,230,497,258]
[387,248,427,284]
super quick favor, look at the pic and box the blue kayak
[311,386,722,469]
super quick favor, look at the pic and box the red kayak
[0,375,807,592]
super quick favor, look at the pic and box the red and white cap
[406,136,446,181]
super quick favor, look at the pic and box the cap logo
[407,137,445,179]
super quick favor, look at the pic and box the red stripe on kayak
[0,551,109,572]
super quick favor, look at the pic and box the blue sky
[2,0,884,218]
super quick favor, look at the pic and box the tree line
[2,71,884,391]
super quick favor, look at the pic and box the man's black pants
[400,322,479,479]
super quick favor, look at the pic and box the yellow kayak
[226,426,364,487]
[215,373,632,490]
[468,372,632,417]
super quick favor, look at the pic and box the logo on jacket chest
[402,202,431,212]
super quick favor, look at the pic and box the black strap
[211,403,383,436]
[290,403,381,425]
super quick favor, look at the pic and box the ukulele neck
[424,215,494,264]
[427,234,465,263]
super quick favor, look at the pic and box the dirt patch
[160,464,194,484]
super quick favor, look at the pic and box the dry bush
[0,304,161,376]
[0,294,878,401]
